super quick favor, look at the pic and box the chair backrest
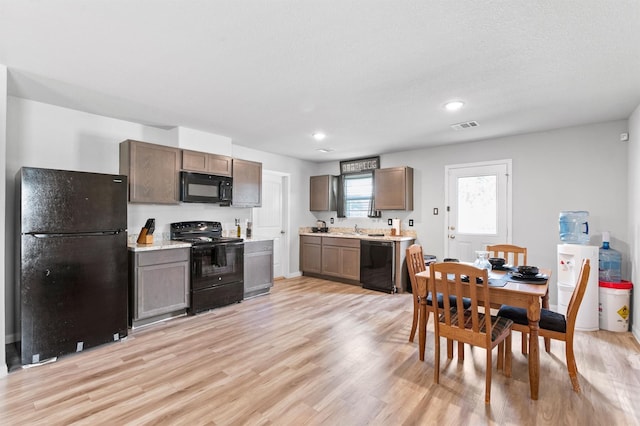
[429,262,492,347]
[566,259,591,333]
[406,244,426,295]
[486,244,527,266]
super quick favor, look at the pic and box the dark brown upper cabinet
[232,158,262,207]
[181,150,232,177]
[309,175,338,211]
[374,166,414,210]
[119,140,180,204]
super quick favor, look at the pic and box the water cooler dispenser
[557,244,599,331]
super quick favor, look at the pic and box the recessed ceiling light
[444,100,465,111]
[316,148,333,153]
[312,132,326,141]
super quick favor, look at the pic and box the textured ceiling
[1,1,639,162]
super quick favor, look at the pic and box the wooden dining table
[415,266,551,400]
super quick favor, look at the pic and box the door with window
[445,160,512,262]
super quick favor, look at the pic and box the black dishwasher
[360,240,395,293]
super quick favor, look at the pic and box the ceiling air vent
[450,120,479,131]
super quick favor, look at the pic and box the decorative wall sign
[340,156,380,174]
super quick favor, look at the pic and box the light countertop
[127,240,192,252]
[299,231,415,242]
[244,236,275,243]
[128,237,273,252]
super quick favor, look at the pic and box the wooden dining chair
[406,244,426,346]
[486,244,527,266]
[497,258,590,393]
[406,245,471,361]
[486,244,532,353]
[429,262,513,403]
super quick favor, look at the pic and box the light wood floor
[1,276,639,425]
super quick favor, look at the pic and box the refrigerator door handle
[28,230,125,238]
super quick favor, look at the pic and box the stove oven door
[191,241,244,291]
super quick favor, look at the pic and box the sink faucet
[354,224,360,234]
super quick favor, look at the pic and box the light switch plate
[408,219,414,226]
[433,208,439,215]
[388,218,393,226]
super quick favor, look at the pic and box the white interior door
[253,171,289,279]
[445,160,512,262]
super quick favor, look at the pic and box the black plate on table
[509,272,549,282]
[493,264,516,272]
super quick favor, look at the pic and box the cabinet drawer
[301,235,322,245]
[245,240,273,254]
[137,248,190,266]
[322,237,360,248]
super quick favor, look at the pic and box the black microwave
[180,171,232,204]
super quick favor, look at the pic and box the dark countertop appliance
[170,221,244,314]
[17,167,129,365]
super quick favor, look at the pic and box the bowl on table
[488,257,506,269]
[517,265,539,276]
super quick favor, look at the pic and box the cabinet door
[341,247,361,281]
[232,159,262,207]
[208,154,233,176]
[135,260,189,320]
[310,175,337,211]
[301,236,322,274]
[374,167,413,210]
[321,245,341,277]
[120,140,180,204]
[182,150,208,172]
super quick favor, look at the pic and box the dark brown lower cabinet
[301,236,360,283]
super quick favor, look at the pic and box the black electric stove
[170,221,244,314]
[170,221,243,246]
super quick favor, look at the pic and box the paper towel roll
[392,218,401,235]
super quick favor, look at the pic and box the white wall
[4,95,637,357]
[315,120,630,307]
[627,104,640,339]
[1,64,8,375]
[4,97,319,345]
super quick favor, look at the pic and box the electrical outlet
[388,218,393,226]
[409,219,414,226]
[330,218,334,224]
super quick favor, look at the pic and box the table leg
[528,299,541,400]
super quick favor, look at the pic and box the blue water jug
[559,211,589,244]
[599,231,622,282]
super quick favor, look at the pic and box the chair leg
[565,335,581,393]
[497,342,504,371]
[485,346,492,404]
[418,304,427,361]
[544,336,551,353]
[447,339,454,359]
[434,332,441,385]
[409,297,419,342]
[505,334,512,377]
[457,341,464,361]
[521,331,528,355]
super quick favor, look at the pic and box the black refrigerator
[17,167,129,365]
